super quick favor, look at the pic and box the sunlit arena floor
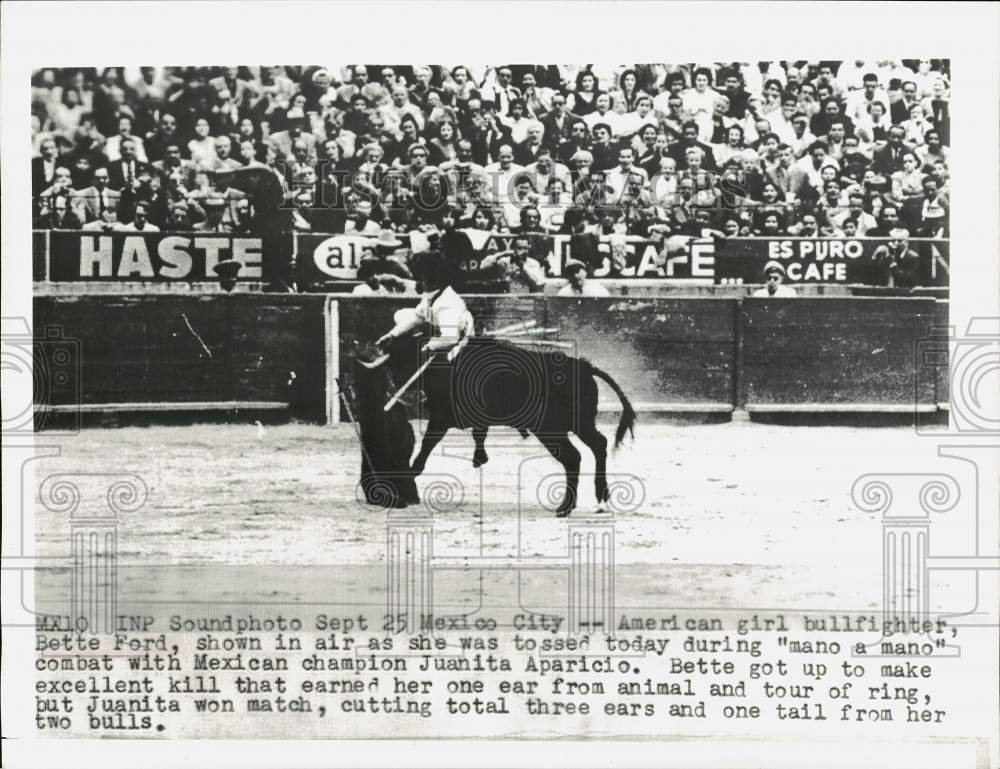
[27,417,971,621]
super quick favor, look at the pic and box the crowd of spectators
[31,62,951,284]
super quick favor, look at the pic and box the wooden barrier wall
[33,294,328,419]
[33,294,950,422]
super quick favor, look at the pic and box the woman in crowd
[760,79,785,117]
[187,117,217,169]
[443,66,477,108]
[618,69,647,112]
[901,102,934,147]
[49,87,85,141]
[427,120,460,166]
[713,124,746,168]
[500,98,532,145]
[568,70,599,116]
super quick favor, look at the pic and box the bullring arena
[27,292,969,625]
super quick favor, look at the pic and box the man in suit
[668,121,718,172]
[104,116,148,163]
[556,119,591,165]
[541,93,574,151]
[73,167,122,223]
[152,143,199,189]
[108,139,152,191]
[480,66,522,117]
[32,138,62,203]
[891,80,921,125]
[268,118,318,164]
[514,121,547,165]
[33,193,83,230]
[145,112,183,163]
[208,66,260,109]
[872,125,909,176]
[921,77,950,146]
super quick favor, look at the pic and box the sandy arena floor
[27,417,959,618]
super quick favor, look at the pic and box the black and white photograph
[2,3,999,768]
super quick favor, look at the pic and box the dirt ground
[29,417,956,617]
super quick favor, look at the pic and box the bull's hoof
[472,448,489,468]
[555,498,575,517]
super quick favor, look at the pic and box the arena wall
[32,294,950,424]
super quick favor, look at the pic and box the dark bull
[356,330,636,516]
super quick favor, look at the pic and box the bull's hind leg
[576,426,609,505]
[411,420,449,477]
[472,426,489,468]
[539,433,580,517]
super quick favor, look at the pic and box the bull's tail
[589,364,636,449]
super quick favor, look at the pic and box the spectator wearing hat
[213,258,243,293]
[557,258,610,297]
[193,196,232,232]
[753,261,797,297]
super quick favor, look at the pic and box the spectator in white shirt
[765,94,799,145]
[683,67,720,139]
[120,201,160,232]
[617,94,658,141]
[846,72,890,124]
[582,92,622,137]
